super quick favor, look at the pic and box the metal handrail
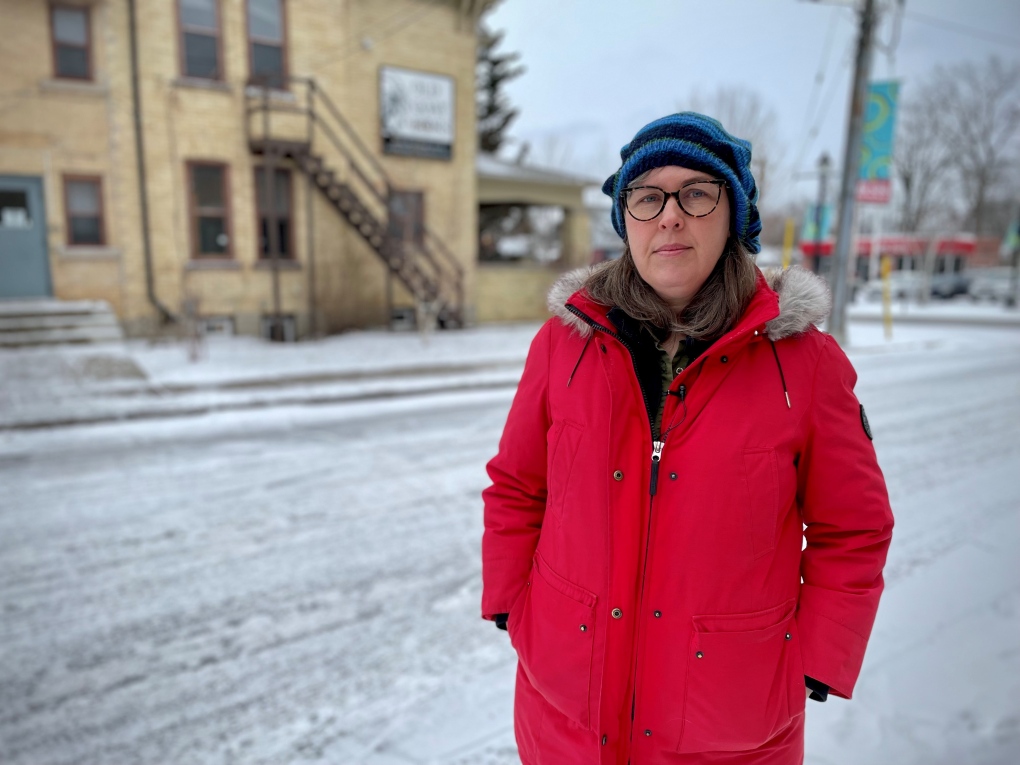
[307,80,391,193]
[247,75,464,314]
[424,229,464,278]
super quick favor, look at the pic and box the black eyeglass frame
[621,179,728,221]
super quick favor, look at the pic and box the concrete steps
[0,299,124,347]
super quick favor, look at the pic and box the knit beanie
[602,112,762,254]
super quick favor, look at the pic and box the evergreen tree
[476,22,524,154]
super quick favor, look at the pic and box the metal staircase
[246,77,464,328]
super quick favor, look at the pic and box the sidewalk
[0,324,539,430]
[2,301,1017,431]
[848,297,1020,327]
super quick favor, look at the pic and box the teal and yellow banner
[802,203,833,243]
[857,81,900,204]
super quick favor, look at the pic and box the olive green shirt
[644,326,696,436]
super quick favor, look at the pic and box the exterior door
[0,176,52,298]
[387,190,424,248]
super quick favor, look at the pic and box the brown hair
[584,238,758,341]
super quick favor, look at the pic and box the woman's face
[623,165,732,312]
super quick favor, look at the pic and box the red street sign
[857,179,891,204]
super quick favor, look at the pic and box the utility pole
[814,152,831,274]
[1008,208,1020,309]
[828,0,878,346]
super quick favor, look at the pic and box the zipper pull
[649,440,664,496]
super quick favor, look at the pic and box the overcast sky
[486,0,1020,208]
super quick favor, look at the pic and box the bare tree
[681,86,785,208]
[935,56,1020,235]
[894,81,954,233]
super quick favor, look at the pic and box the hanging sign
[857,81,900,204]
[380,66,455,160]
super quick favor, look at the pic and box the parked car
[968,267,1016,303]
[861,271,927,302]
[930,272,972,299]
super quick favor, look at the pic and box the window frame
[186,161,234,260]
[50,3,94,81]
[253,165,295,261]
[62,174,106,247]
[175,0,225,81]
[245,0,289,90]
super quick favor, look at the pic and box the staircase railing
[245,76,465,325]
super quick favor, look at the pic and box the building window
[178,0,222,80]
[388,191,425,248]
[63,176,104,245]
[51,5,92,80]
[188,162,231,258]
[247,0,286,89]
[254,167,293,259]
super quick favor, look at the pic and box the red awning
[799,235,977,257]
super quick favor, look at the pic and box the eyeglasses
[622,180,727,221]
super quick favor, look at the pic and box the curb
[0,378,521,432]
[848,312,1020,328]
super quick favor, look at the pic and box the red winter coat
[482,266,894,765]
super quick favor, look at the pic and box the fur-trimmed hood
[547,264,831,341]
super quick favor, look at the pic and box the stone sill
[477,259,563,270]
[185,259,243,271]
[254,259,302,271]
[56,245,121,260]
[172,77,233,94]
[243,84,295,103]
[38,78,109,97]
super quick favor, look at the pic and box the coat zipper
[649,383,686,496]
[649,440,664,496]
[566,302,761,753]
[566,302,692,748]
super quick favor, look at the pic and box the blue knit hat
[602,112,762,254]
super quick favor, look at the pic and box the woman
[481,112,893,765]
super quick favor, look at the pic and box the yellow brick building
[0,0,503,336]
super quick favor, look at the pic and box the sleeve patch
[860,405,873,440]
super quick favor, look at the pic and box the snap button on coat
[612,608,623,619]
[613,470,624,481]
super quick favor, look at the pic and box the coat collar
[548,263,831,343]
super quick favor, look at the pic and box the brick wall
[0,0,482,336]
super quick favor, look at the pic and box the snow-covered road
[1,323,1018,764]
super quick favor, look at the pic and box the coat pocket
[508,551,597,730]
[677,598,798,754]
[741,447,780,560]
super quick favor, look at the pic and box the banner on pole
[1002,219,1020,258]
[801,203,833,243]
[857,81,899,204]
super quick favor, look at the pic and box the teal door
[0,176,52,298]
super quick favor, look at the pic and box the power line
[798,6,842,142]
[794,35,855,175]
[904,9,1020,48]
